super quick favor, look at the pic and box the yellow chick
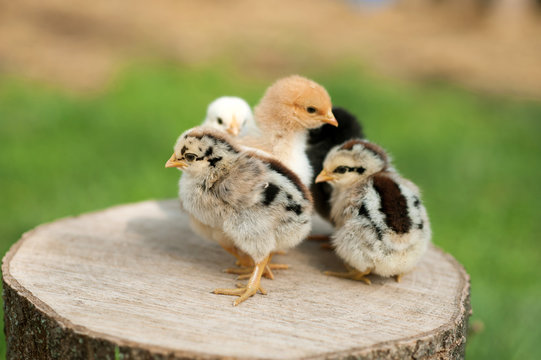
[243,75,338,187]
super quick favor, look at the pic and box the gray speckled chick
[166,126,313,305]
[315,139,431,284]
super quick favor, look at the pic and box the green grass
[1,63,540,359]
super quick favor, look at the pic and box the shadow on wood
[2,199,471,359]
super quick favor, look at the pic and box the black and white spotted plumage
[306,107,364,222]
[173,126,313,263]
[321,139,431,278]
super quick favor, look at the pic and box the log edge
[310,248,471,359]
[2,200,471,360]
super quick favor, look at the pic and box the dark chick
[306,107,364,222]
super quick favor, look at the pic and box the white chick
[202,96,257,137]
[166,127,313,305]
[315,139,431,283]
[242,75,338,187]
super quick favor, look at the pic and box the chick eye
[334,166,348,174]
[217,117,223,125]
[306,106,317,114]
[185,153,197,162]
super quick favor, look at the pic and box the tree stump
[3,199,471,360]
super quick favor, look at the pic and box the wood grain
[2,199,471,359]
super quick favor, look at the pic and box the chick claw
[214,256,270,306]
[324,269,372,285]
[268,263,289,270]
[214,284,265,306]
[236,282,267,295]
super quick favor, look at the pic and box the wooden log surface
[3,199,471,360]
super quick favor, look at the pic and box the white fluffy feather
[202,96,258,137]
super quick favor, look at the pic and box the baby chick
[243,75,338,187]
[306,107,364,222]
[315,139,431,283]
[202,96,257,137]
[166,127,313,305]
[198,96,264,271]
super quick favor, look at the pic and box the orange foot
[324,267,372,285]
[224,253,288,280]
[214,255,270,306]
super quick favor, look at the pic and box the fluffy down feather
[167,126,313,304]
[202,96,258,137]
[242,75,337,187]
[306,106,364,221]
[316,139,430,280]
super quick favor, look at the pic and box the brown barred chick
[166,126,312,305]
[315,139,431,284]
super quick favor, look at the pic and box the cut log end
[2,199,471,359]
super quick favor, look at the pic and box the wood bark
[3,199,471,359]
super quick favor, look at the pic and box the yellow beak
[226,115,240,136]
[322,110,338,127]
[315,169,335,183]
[165,153,188,169]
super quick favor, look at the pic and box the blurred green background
[1,0,541,359]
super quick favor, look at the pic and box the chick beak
[165,153,187,169]
[322,111,338,127]
[226,115,240,136]
[315,170,335,183]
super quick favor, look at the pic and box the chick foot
[223,246,254,268]
[395,274,403,283]
[265,251,289,271]
[225,265,274,280]
[324,268,372,285]
[214,256,270,306]
[225,253,289,280]
[307,234,334,251]
[234,263,290,280]
[232,252,287,268]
